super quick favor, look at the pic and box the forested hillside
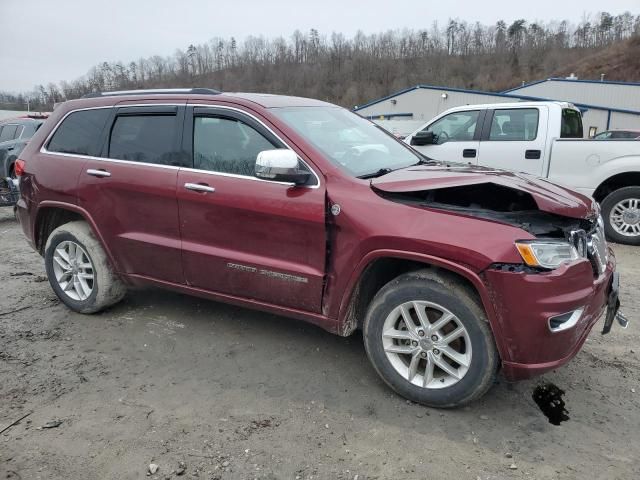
[1,12,639,111]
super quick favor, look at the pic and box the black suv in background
[0,117,46,178]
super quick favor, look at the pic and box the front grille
[570,221,608,277]
[587,227,608,276]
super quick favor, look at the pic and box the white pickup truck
[404,101,640,245]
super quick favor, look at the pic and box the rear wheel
[601,186,640,245]
[363,270,499,408]
[45,221,126,313]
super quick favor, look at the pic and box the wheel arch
[4,155,17,177]
[34,202,118,270]
[337,250,506,360]
[592,171,640,203]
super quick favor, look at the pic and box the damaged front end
[370,166,625,377]
[372,176,607,277]
[377,182,594,238]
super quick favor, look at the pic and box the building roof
[502,77,640,93]
[353,82,640,116]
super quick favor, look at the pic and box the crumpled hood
[371,164,597,220]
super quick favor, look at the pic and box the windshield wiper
[357,168,393,179]
[412,157,439,166]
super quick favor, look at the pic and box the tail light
[14,159,26,177]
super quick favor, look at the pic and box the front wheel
[363,270,499,408]
[601,186,640,245]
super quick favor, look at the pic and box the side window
[108,115,179,165]
[424,111,479,144]
[560,109,584,139]
[193,116,277,176]
[14,126,24,139]
[48,109,111,156]
[615,131,637,139]
[488,109,539,141]
[0,125,18,142]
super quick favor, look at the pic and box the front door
[77,105,186,283]
[409,109,483,164]
[177,106,326,312]
[476,106,548,176]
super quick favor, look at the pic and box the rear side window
[561,109,583,139]
[0,125,18,142]
[108,115,179,165]
[611,131,639,139]
[48,109,111,156]
[488,109,539,141]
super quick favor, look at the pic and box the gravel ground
[1,207,639,480]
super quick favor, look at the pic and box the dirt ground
[0,207,638,480]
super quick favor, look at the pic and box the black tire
[8,160,16,179]
[44,221,126,313]
[600,186,640,246]
[363,269,499,408]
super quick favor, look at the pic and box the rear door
[409,109,484,163]
[77,104,186,283]
[177,105,326,312]
[476,106,548,176]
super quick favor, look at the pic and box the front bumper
[483,250,622,381]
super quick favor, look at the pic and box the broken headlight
[515,240,579,269]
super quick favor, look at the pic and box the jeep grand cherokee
[14,88,626,407]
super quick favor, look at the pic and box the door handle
[86,168,111,178]
[462,149,477,158]
[184,182,215,193]
[525,149,541,159]
[6,146,15,151]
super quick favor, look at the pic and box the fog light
[548,309,584,332]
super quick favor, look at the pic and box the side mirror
[410,131,435,146]
[255,149,310,185]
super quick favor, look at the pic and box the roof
[502,77,640,93]
[353,83,640,116]
[603,128,640,132]
[0,116,47,126]
[223,92,333,108]
[61,89,334,111]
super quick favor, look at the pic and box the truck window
[560,109,583,139]
[108,114,179,165]
[48,108,111,156]
[193,116,277,176]
[0,125,18,142]
[488,109,539,141]
[424,111,480,144]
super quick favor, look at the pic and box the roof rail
[82,88,221,98]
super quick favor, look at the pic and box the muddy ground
[0,207,638,480]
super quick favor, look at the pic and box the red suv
[15,89,626,407]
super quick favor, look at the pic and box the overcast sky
[0,0,638,92]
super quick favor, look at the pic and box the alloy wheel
[609,198,640,237]
[381,301,472,389]
[52,241,95,301]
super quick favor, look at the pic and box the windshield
[271,106,422,177]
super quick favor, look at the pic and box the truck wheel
[363,270,499,408]
[44,221,126,313]
[601,187,640,245]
